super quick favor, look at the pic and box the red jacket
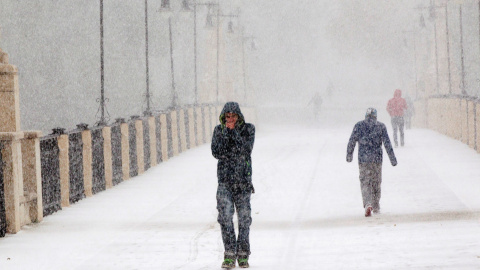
[387,89,407,117]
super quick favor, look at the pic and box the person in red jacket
[386,89,407,147]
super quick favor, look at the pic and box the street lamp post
[241,33,256,104]
[418,1,448,96]
[403,30,418,99]
[426,2,452,94]
[445,4,452,94]
[97,0,108,126]
[216,5,220,104]
[183,1,219,148]
[99,0,105,124]
[144,0,152,115]
[432,2,441,95]
[214,11,239,104]
[193,3,198,105]
[184,1,218,105]
[459,3,466,95]
[168,17,178,108]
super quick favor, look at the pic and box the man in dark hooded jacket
[347,108,397,217]
[211,102,255,269]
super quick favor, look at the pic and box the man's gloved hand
[346,155,353,163]
[392,160,398,166]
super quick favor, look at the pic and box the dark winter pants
[216,183,252,256]
[391,116,405,146]
[359,163,382,211]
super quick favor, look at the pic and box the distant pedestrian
[404,95,415,129]
[308,92,323,122]
[347,108,397,217]
[387,89,407,147]
[211,101,255,269]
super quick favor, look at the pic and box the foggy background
[1,0,479,132]
[241,0,423,125]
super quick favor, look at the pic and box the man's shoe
[222,252,236,269]
[365,206,373,217]
[238,258,249,268]
[222,258,236,269]
[238,256,249,268]
[373,208,380,214]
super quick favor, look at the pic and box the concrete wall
[417,96,478,153]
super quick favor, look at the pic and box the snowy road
[1,125,480,269]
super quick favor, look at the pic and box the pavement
[0,124,479,269]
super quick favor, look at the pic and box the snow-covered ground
[1,124,479,269]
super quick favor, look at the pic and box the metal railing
[91,126,106,194]
[35,104,231,217]
[128,116,139,178]
[68,127,85,204]
[40,134,62,216]
[111,120,124,186]
[142,117,151,171]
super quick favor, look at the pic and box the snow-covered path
[1,125,480,269]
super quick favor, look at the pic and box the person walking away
[211,101,255,268]
[386,89,407,147]
[347,108,397,217]
[308,92,323,123]
[404,95,415,129]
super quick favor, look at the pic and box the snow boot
[221,252,236,269]
[238,257,249,268]
[365,206,373,217]
[237,251,250,268]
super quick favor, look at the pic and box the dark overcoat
[211,102,255,191]
[347,117,397,165]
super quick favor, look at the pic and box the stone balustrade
[0,46,257,237]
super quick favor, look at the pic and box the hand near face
[225,113,238,130]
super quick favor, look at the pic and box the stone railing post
[0,49,20,132]
[187,107,196,149]
[135,118,144,175]
[57,133,69,207]
[205,105,213,141]
[0,48,42,233]
[195,106,204,145]
[102,126,113,189]
[178,109,187,153]
[120,121,130,180]
[169,110,179,156]
[80,124,92,197]
[210,106,218,138]
[21,131,43,223]
[0,132,24,233]
[148,116,157,167]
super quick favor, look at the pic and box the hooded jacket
[387,89,407,117]
[211,102,255,189]
[347,116,397,165]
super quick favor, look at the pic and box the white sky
[1,124,479,269]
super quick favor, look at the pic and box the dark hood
[219,101,245,126]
